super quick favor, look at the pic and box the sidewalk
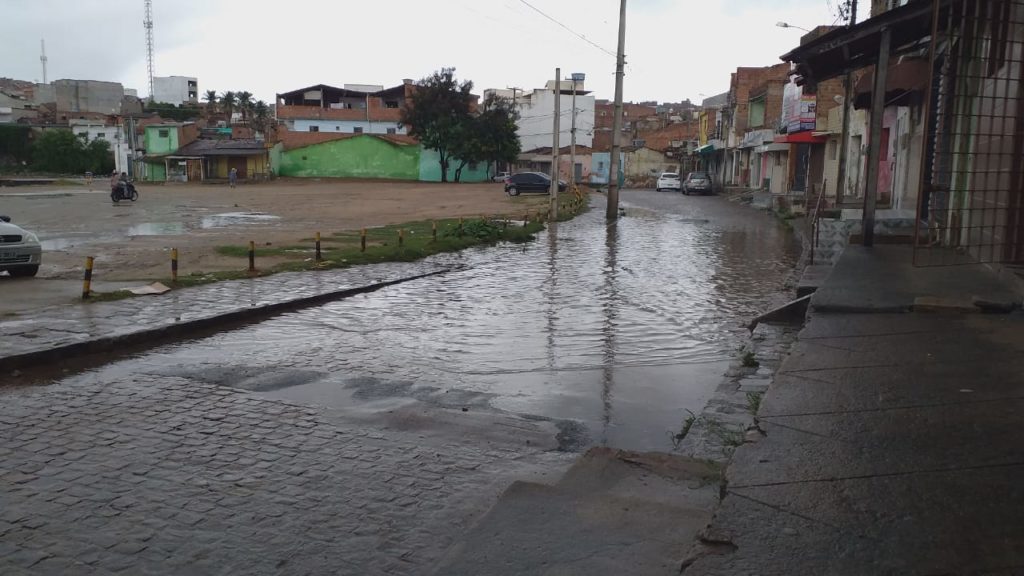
[683,246,1024,575]
[0,259,452,374]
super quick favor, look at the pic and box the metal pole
[863,26,890,248]
[550,68,561,220]
[607,0,627,221]
[570,79,577,189]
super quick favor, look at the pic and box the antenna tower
[40,39,48,84]
[144,0,155,101]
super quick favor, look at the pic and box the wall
[589,152,625,185]
[768,150,789,194]
[278,135,420,180]
[518,89,595,152]
[291,119,406,135]
[209,155,269,179]
[52,80,124,115]
[419,148,489,182]
[624,147,676,187]
[152,76,198,105]
[144,125,179,155]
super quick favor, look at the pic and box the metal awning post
[862,26,891,247]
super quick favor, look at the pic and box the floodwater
[72,191,801,451]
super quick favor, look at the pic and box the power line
[517,0,617,58]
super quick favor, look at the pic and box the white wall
[516,89,595,152]
[289,119,407,135]
[152,76,198,105]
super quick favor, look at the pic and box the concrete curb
[0,268,452,375]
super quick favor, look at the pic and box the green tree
[220,91,236,123]
[30,130,113,174]
[477,94,521,178]
[252,100,270,134]
[400,68,474,182]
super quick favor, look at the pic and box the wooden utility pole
[550,68,561,219]
[607,0,627,221]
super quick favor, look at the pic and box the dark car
[505,172,567,196]
[683,171,715,195]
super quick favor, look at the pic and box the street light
[776,21,810,32]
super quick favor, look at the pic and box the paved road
[0,190,799,574]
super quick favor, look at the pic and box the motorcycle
[111,180,139,203]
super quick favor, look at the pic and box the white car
[655,172,681,192]
[492,171,511,183]
[0,216,41,278]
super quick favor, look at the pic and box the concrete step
[430,448,720,576]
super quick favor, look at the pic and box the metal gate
[915,0,1024,265]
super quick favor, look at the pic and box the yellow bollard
[248,240,256,273]
[315,232,322,263]
[361,228,367,252]
[171,248,178,283]
[398,228,404,247]
[81,256,94,300]
[431,220,437,242]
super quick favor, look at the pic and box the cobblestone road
[0,373,569,575]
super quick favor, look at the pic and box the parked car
[505,172,567,196]
[492,171,511,183]
[683,171,715,195]
[655,172,681,192]
[0,216,41,278]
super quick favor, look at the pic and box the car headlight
[24,232,39,243]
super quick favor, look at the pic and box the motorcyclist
[110,171,120,197]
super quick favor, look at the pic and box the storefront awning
[694,144,715,154]
[774,131,827,144]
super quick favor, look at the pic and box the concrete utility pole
[569,73,585,188]
[550,68,561,220]
[607,0,627,221]
[506,87,522,175]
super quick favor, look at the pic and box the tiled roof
[173,138,267,156]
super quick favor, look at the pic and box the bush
[31,129,114,174]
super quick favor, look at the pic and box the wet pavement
[0,190,800,574]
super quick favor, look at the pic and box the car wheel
[507,186,519,197]
[8,265,39,278]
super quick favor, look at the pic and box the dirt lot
[0,178,552,283]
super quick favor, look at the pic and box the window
[632,139,645,147]
[336,126,341,131]
[96,133,105,139]
[387,128,396,135]
[158,129,169,138]
[385,101,399,109]
[309,126,319,132]
[353,127,363,134]
[78,132,88,139]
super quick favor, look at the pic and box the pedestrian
[229,167,237,188]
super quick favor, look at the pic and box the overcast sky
[2,0,840,104]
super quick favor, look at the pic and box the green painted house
[274,132,489,182]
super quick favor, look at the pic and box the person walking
[229,167,238,188]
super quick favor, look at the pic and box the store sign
[782,80,817,133]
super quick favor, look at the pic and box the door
[228,157,248,179]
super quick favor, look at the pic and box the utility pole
[550,68,561,220]
[144,0,155,102]
[607,0,627,221]
[506,87,522,175]
[570,77,577,188]
[835,0,858,205]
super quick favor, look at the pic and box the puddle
[127,222,187,236]
[41,238,77,250]
[201,212,281,229]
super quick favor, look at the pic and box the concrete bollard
[248,241,256,273]
[315,232,322,263]
[171,248,178,283]
[431,220,437,242]
[398,228,404,247]
[361,228,367,252]
[82,256,94,300]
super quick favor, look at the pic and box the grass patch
[741,351,760,368]
[83,290,136,303]
[671,409,698,449]
[746,391,763,415]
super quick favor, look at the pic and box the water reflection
[600,221,619,446]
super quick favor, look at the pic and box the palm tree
[237,91,253,122]
[253,100,269,133]
[204,90,218,109]
[220,91,236,123]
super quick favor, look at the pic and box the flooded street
[55,190,799,452]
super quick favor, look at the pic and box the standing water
[85,191,801,451]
